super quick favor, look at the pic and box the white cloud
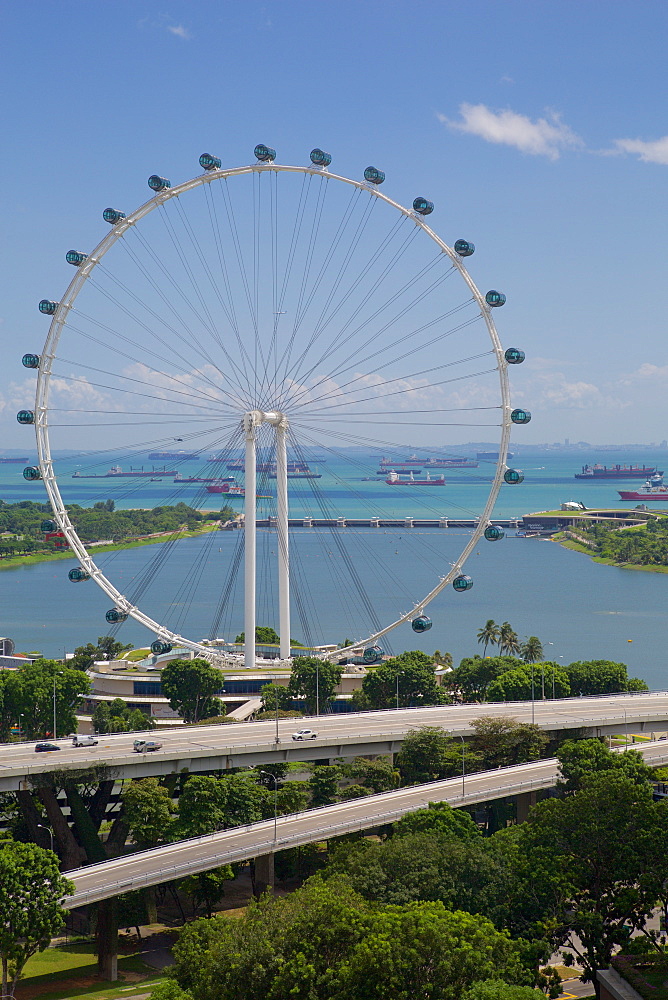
[613,136,668,165]
[618,363,668,384]
[167,24,192,40]
[439,103,583,160]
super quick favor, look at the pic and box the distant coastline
[554,533,668,574]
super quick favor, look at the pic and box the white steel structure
[24,147,524,667]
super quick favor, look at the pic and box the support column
[516,790,537,824]
[244,413,259,671]
[275,418,291,660]
[253,853,275,899]
[95,897,118,981]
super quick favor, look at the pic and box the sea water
[1,448,667,689]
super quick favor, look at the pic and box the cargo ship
[379,454,425,468]
[174,474,235,484]
[205,483,271,498]
[618,477,668,501]
[148,451,199,461]
[385,470,445,486]
[575,463,663,480]
[477,451,513,461]
[268,466,321,479]
[0,457,29,463]
[72,466,177,479]
[423,457,479,469]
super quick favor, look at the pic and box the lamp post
[458,735,466,796]
[396,670,400,711]
[37,823,54,853]
[315,662,319,717]
[260,771,278,842]
[530,663,535,725]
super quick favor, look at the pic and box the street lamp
[396,670,400,711]
[260,771,278,842]
[52,669,63,740]
[37,823,54,853]
[458,735,466,796]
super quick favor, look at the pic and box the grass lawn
[16,942,163,1000]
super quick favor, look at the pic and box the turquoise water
[1,448,667,689]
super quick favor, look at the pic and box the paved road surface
[2,691,667,790]
[63,739,668,908]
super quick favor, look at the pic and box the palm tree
[476,620,500,657]
[521,636,544,663]
[498,621,521,656]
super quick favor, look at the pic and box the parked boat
[385,470,445,486]
[576,463,663,479]
[619,477,668,501]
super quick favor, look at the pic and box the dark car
[35,742,61,752]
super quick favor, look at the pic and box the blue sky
[2,0,668,447]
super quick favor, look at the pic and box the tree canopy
[360,650,446,710]
[288,657,342,714]
[0,842,74,997]
[161,658,224,723]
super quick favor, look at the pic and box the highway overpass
[1,691,667,792]
[64,738,668,909]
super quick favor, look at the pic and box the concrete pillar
[95,897,118,981]
[253,853,275,898]
[516,790,537,824]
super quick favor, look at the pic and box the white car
[292,728,318,741]
[72,735,98,747]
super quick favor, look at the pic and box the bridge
[2,692,667,791]
[64,738,668,909]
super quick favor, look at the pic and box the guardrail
[63,741,668,908]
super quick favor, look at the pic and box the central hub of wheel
[242,410,288,436]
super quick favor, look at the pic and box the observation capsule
[151,640,172,655]
[199,152,221,171]
[454,239,475,257]
[23,466,41,481]
[66,250,88,266]
[362,645,384,663]
[39,300,58,315]
[485,290,506,308]
[22,353,40,369]
[106,608,128,624]
[413,197,434,216]
[68,567,90,582]
[484,525,505,542]
[254,144,276,162]
[505,347,525,365]
[452,574,473,592]
[363,166,385,185]
[16,410,34,425]
[103,207,126,224]
[511,408,531,425]
[504,468,524,485]
[148,175,171,192]
[41,519,57,533]
[411,615,433,633]
[310,148,332,167]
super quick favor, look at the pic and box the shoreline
[0,523,220,572]
[553,535,668,574]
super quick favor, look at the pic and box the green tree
[518,772,668,988]
[340,757,399,794]
[0,842,74,997]
[179,866,235,918]
[395,726,479,785]
[122,778,174,848]
[309,765,340,807]
[498,622,521,657]
[520,637,544,663]
[235,626,280,645]
[149,982,193,1000]
[447,656,524,702]
[289,656,343,715]
[93,698,155,734]
[463,981,545,1000]
[557,739,655,795]
[563,659,647,696]
[470,716,548,768]
[161,658,224,723]
[259,682,292,712]
[176,776,229,837]
[393,801,481,841]
[360,650,447,709]
[68,635,133,671]
[477,620,500,656]
[5,659,90,738]
[487,664,570,703]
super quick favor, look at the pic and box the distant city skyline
[2,1,668,448]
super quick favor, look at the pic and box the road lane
[63,739,668,908]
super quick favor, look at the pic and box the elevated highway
[64,739,668,908]
[2,692,667,792]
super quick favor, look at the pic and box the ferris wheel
[19,145,529,669]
